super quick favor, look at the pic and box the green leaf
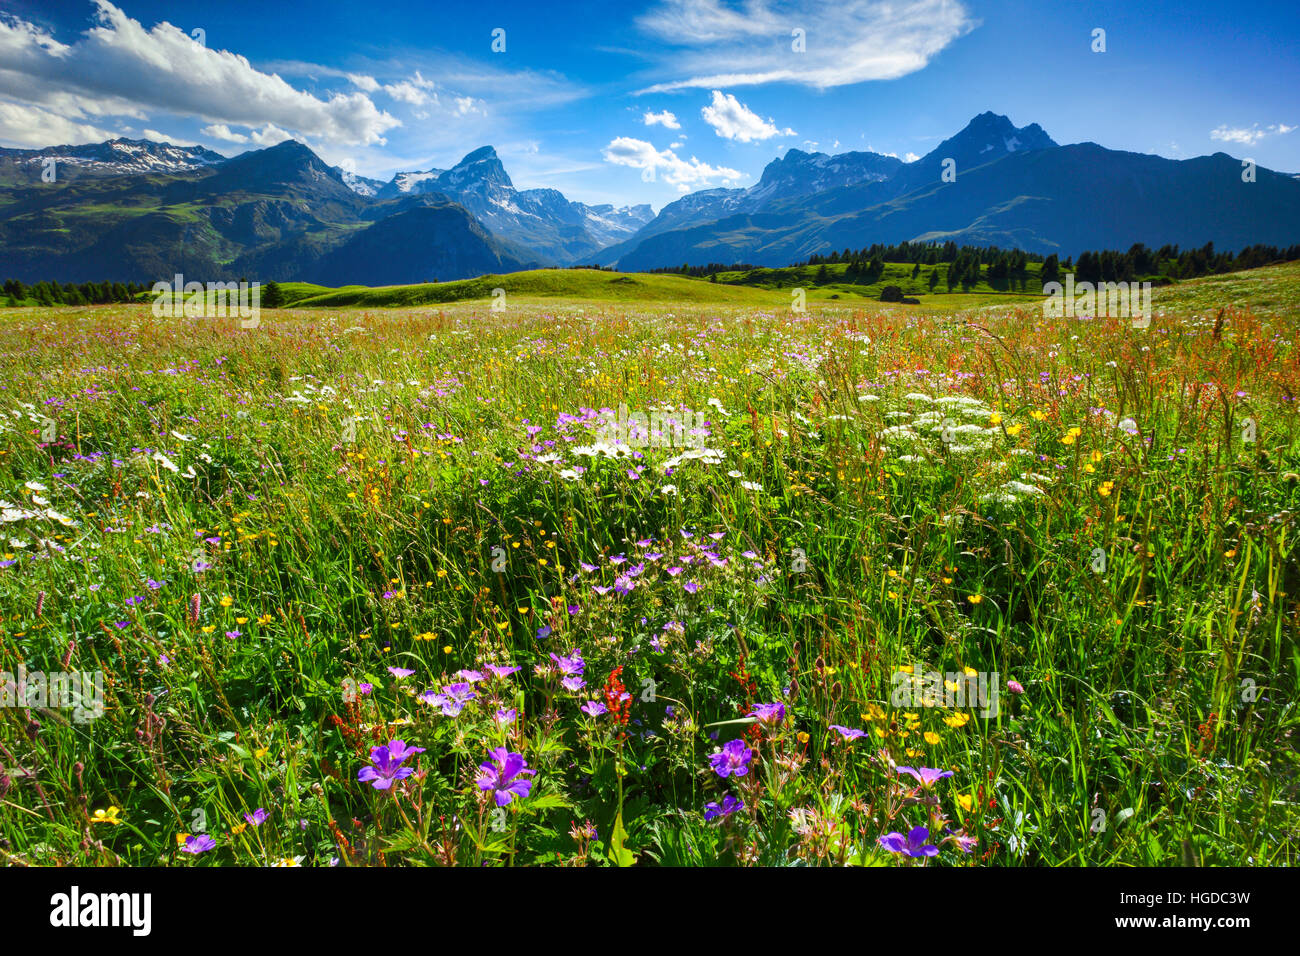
[608,811,637,867]
[382,830,423,853]
[525,792,571,812]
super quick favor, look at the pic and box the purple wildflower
[878,825,939,858]
[475,747,536,807]
[704,793,744,821]
[896,766,954,788]
[749,702,785,725]
[549,649,584,676]
[709,739,753,778]
[829,724,866,741]
[357,739,426,790]
[180,833,217,854]
[421,682,476,717]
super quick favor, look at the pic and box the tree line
[647,240,1300,286]
[8,240,1300,305]
[3,278,151,307]
[2,278,291,308]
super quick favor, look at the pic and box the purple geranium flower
[581,700,607,716]
[487,663,521,679]
[549,649,584,676]
[357,739,426,790]
[421,682,476,716]
[749,702,786,725]
[896,766,954,788]
[709,739,753,778]
[244,808,269,826]
[945,828,978,854]
[829,724,866,741]
[704,793,744,821]
[878,825,939,858]
[387,666,414,679]
[180,833,217,854]
[476,747,536,807]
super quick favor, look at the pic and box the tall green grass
[0,264,1296,866]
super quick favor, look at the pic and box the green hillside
[276,264,1069,309]
[285,269,788,307]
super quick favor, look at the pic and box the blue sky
[2,0,1297,210]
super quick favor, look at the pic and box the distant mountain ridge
[0,139,541,283]
[608,112,1300,269]
[0,138,226,186]
[596,145,909,264]
[376,146,653,263]
[1,111,1298,284]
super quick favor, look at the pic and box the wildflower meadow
[1,265,1298,869]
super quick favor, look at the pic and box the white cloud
[201,124,248,144]
[636,0,976,92]
[0,2,400,147]
[1209,123,1295,146]
[248,124,293,146]
[452,96,483,117]
[383,71,435,106]
[347,73,380,92]
[700,90,792,142]
[0,101,113,146]
[200,123,292,146]
[601,136,744,187]
[866,144,920,162]
[643,109,681,129]
[143,128,198,147]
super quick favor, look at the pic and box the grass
[287,268,790,307]
[276,263,1143,310]
[0,263,1297,867]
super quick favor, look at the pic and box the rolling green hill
[284,269,790,307]
[278,262,1055,309]
[240,261,1300,313]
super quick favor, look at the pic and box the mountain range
[1,112,1297,284]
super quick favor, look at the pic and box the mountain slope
[376,147,653,263]
[598,147,905,265]
[309,197,535,285]
[613,115,1300,268]
[0,138,226,186]
[0,140,532,282]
